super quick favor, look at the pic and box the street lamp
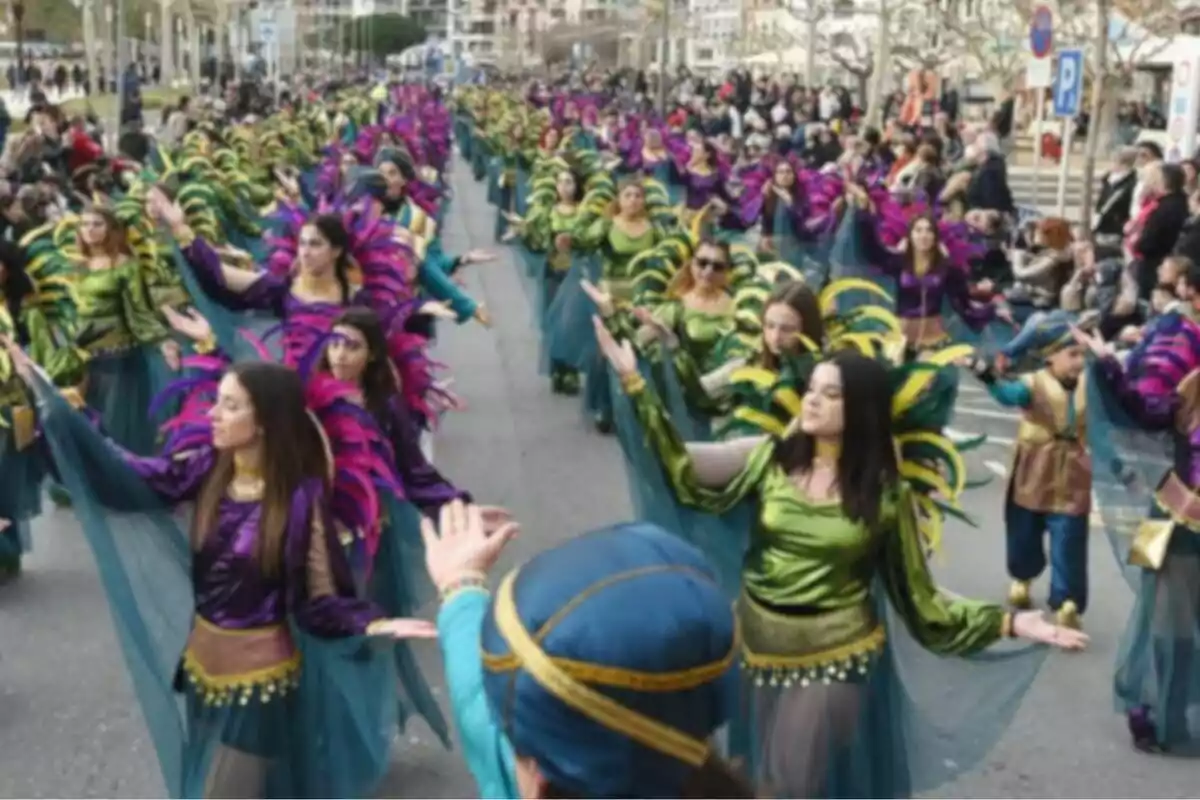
[11,1,25,88]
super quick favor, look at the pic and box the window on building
[698,47,714,60]
[832,0,854,17]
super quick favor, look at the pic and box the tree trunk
[1078,0,1110,234]
[159,0,174,85]
[804,8,817,86]
[865,1,891,129]
[182,2,200,89]
[81,0,99,92]
[96,3,114,92]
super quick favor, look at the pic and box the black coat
[965,155,1015,215]
[1093,171,1136,238]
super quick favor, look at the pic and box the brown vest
[1009,370,1092,516]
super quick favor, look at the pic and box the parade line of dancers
[0,76,1193,798]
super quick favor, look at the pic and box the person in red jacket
[66,115,104,175]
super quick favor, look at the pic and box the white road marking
[945,426,1016,447]
[984,460,1009,478]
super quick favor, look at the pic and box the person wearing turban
[423,502,751,798]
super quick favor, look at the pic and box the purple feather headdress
[293,297,449,426]
[874,191,982,271]
[263,197,416,304]
[153,347,402,573]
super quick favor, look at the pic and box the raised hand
[579,279,614,317]
[161,306,214,343]
[592,315,637,378]
[421,500,520,592]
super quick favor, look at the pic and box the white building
[686,0,741,71]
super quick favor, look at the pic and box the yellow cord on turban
[493,569,716,768]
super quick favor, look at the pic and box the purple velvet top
[676,167,726,211]
[386,398,471,517]
[181,235,354,361]
[1098,356,1200,487]
[856,211,994,330]
[123,445,384,637]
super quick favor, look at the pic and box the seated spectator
[1061,241,1137,342]
[1007,216,1074,309]
[964,208,1010,287]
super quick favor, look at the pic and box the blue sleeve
[419,259,478,322]
[437,589,519,799]
[986,378,1033,408]
[426,238,464,277]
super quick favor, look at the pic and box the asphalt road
[0,160,1193,798]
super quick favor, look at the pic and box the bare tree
[822,0,944,126]
[931,0,1029,89]
[1056,0,1180,226]
[788,0,828,87]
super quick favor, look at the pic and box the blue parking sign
[1053,49,1084,117]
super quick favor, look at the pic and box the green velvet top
[71,258,169,355]
[627,381,1004,658]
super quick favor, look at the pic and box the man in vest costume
[968,310,1093,630]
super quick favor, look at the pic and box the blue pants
[1005,503,1089,612]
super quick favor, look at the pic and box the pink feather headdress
[152,347,403,573]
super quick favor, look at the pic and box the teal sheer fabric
[86,346,177,455]
[1084,360,1200,750]
[606,378,1051,797]
[30,371,400,797]
[372,495,451,747]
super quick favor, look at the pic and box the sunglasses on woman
[695,257,729,272]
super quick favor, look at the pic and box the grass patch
[11,87,187,132]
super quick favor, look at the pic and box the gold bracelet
[442,584,490,606]
[620,372,646,395]
[193,336,217,355]
[1000,612,1014,638]
[438,572,487,601]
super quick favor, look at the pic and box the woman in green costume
[594,321,1088,799]
[504,167,586,394]
[22,205,176,457]
[711,273,904,440]
[0,240,87,575]
[545,175,675,432]
[584,236,743,438]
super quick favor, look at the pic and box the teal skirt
[85,346,175,456]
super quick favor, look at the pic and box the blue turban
[1000,308,1079,361]
[480,522,739,798]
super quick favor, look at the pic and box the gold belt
[900,315,949,349]
[738,590,885,688]
[181,615,300,706]
[1130,471,1200,569]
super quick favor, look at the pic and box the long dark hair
[306,213,353,303]
[774,349,898,530]
[193,362,328,578]
[321,306,396,426]
[759,280,823,371]
[903,214,946,272]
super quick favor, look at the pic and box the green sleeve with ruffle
[571,216,610,252]
[626,379,773,514]
[23,307,87,387]
[879,485,1006,656]
[522,209,553,253]
[117,260,170,344]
